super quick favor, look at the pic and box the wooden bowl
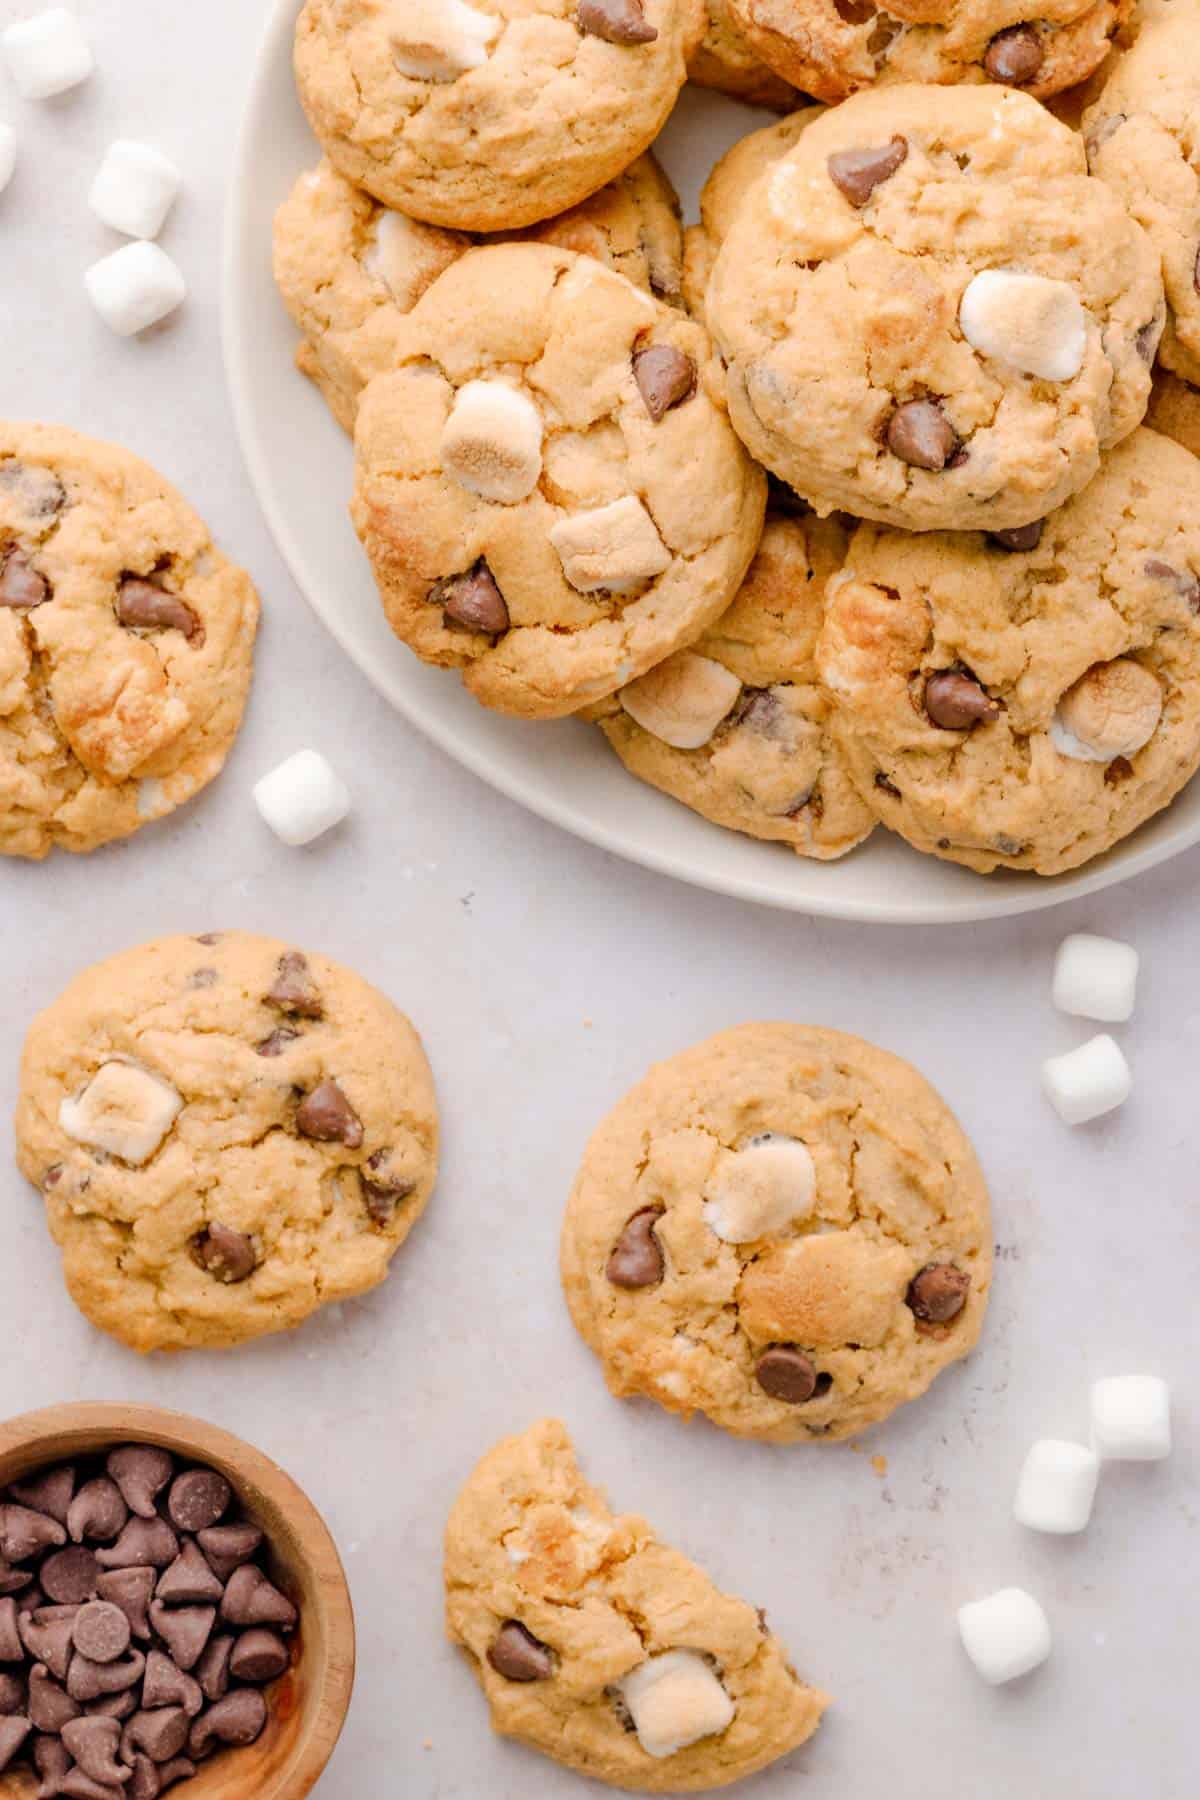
[0,1402,355,1799]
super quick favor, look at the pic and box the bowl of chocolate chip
[0,1404,354,1799]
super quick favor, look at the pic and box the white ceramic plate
[223,0,1200,923]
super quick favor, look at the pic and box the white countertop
[0,3,1195,1795]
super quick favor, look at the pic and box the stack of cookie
[275,0,1200,879]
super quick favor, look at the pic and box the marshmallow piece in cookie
[1052,933,1138,1023]
[959,270,1087,382]
[89,141,181,240]
[958,1588,1051,1686]
[385,0,499,82]
[1014,1439,1099,1535]
[0,126,15,196]
[1042,1034,1130,1126]
[441,381,542,504]
[1050,658,1162,763]
[550,496,670,593]
[620,652,741,750]
[59,1061,183,1166]
[704,1133,816,1243]
[1090,1375,1171,1462]
[617,1652,735,1758]
[2,8,94,99]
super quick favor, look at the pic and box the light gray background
[0,3,1195,1795]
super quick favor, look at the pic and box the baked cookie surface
[1147,367,1200,458]
[686,0,796,107]
[591,511,876,858]
[681,110,818,319]
[294,0,692,232]
[706,85,1164,531]
[0,424,259,861]
[16,932,438,1352]
[817,428,1200,874]
[561,1023,990,1442]
[444,1419,827,1790]
[352,242,766,719]
[726,0,1132,105]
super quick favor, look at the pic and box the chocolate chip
[255,1027,301,1058]
[983,24,1044,85]
[633,346,696,422]
[887,400,958,471]
[155,1541,223,1608]
[0,1672,22,1713]
[924,670,1000,729]
[264,950,323,1019]
[1145,558,1200,612]
[0,1560,30,1599]
[61,1716,131,1786]
[67,1480,127,1547]
[874,771,901,798]
[0,460,66,519]
[360,1151,415,1224]
[96,1568,156,1641]
[141,1652,202,1718]
[0,549,49,610]
[40,1548,99,1607]
[430,561,510,636]
[577,0,657,42]
[33,1731,72,1788]
[194,1634,233,1704]
[127,1753,160,1800]
[122,1706,189,1766]
[156,1756,196,1793]
[63,1767,132,1800]
[195,1525,262,1586]
[95,1518,178,1574]
[487,1620,555,1681]
[606,1206,665,1289]
[28,1662,80,1731]
[9,1467,75,1527]
[1,1505,67,1562]
[755,1346,819,1404]
[115,577,201,643]
[989,519,1044,552]
[906,1262,970,1323]
[295,1078,363,1148]
[192,1222,256,1285]
[66,1650,145,1702]
[107,1447,174,1522]
[166,1474,230,1539]
[735,688,781,736]
[0,1714,31,1775]
[187,1687,267,1756]
[827,136,908,207]
[147,1602,214,1673]
[72,1600,130,1664]
[219,1566,296,1631]
[1105,754,1134,786]
[228,1627,289,1683]
[0,1598,21,1662]
[87,1688,138,1721]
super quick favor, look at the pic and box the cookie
[686,0,797,107]
[590,511,876,858]
[0,424,259,861]
[681,109,818,320]
[1083,1,1200,387]
[444,1419,828,1790]
[274,155,685,435]
[294,0,693,232]
[817,428,1200,874]
[1147,367,1200,458]
[726,0,1132,105]
[15,932,438,1352]
[351,242,766,718]
[707,84,1164,531]
[561,1023,990,1443]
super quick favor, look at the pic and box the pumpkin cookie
[15,933,438,1352]
[444,1419,828,1790]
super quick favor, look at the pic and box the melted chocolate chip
[827,136,908,207]
[264,950,323,1019]
[755,1346,819,1404]
[874,771,900,798]
[734,688,782,736]
[192,1223,256,1285]
[0,550,49,610]
[430,561,510,636]
[983,24,1044,85]
[887,400,958,471]
[577,0,657,42]
[115,578,201,643]
[1145,558,1200,612]
[606,1206,665,1289]
[295,1079,363,1148]
[487,1621,555,1682]
[906,1263,971,1324]
[255,1027,301,1058]
[989,519,1044,553]
[633,345,697,422]
[924,670,1000,730]
[360,1152,415,1224]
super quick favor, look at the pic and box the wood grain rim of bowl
[0,1402,355,1800]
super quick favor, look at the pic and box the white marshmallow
[959,270,1087,382]
[253,750,351,848]
[703,1133,816,1243]
[1014,1439,1099,1534]
[957,1588,1052,1686]
[440,380,542,504]
[59,1060,183,1166]
[1051,658,1162,764]
[551,496,671,594]
[1091,1375,1171,1462]
[1052,933,1139,1024]
[84,242,187,337]
[617,1652,735,1758]
[1042,1033,1131,1126]
[0,125,15,194]
[2,8,93,99]
[89,140,181,240]
[620,652,742,750]
[386,0,499,81]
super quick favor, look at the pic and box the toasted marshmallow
[959,270,1087,382]
[441,380,543,504]
[703,1133,816,1242]
[1050,658,1162,763]
[620,652,742,750]
[385,0,499,81]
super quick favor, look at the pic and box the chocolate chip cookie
[1147,367,1200,458]
[681,109,819,322]
[15,932,438,1351]
[685,0,796,107]
[0,424,259,860]
[352,242,766,718]
[706,84,1164,531]
[273,155,684,435]
[294,0,694,232]
[726,0,1132,105]
[561,1023,990,1443]
[817,427,1200,874]
[589,511,876,858]
[444,1419,828,1789]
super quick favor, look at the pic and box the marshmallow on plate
[90,141,181,240]
[0,125,15,194]
[1014,1439,1099,1534]
[1091,1376,1171,1462]
[1042,1034,1130,1126]
[957,1588,1052,1686]
[85,242,186,337]
[616,1652,735,1758]
[2,8,93,99]
[253,750,351,847]
[1052,933,1138,1023]
[958,270,1086,382]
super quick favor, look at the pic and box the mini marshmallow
[551,496,671,594]
[440,380,542,504]
[89,141,181,240]
[957,1588,1051,1686]
[1014,1439,1099,1534]
[60,1060,183,1166]
[1091,1375,1171,1462]
[253,749,351,847]
[959,269,1087,382]
[84,242,187,337]
[620,652,742,750]
[1042,1033,1131,1126]
[617,1653,735,1758]
[1052,933,1139,1024]
[2,8,93,99]
[703,1133,816,1243]
[386,0,499,80]
[0,125,15,195]
[1051,658,1162,764]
